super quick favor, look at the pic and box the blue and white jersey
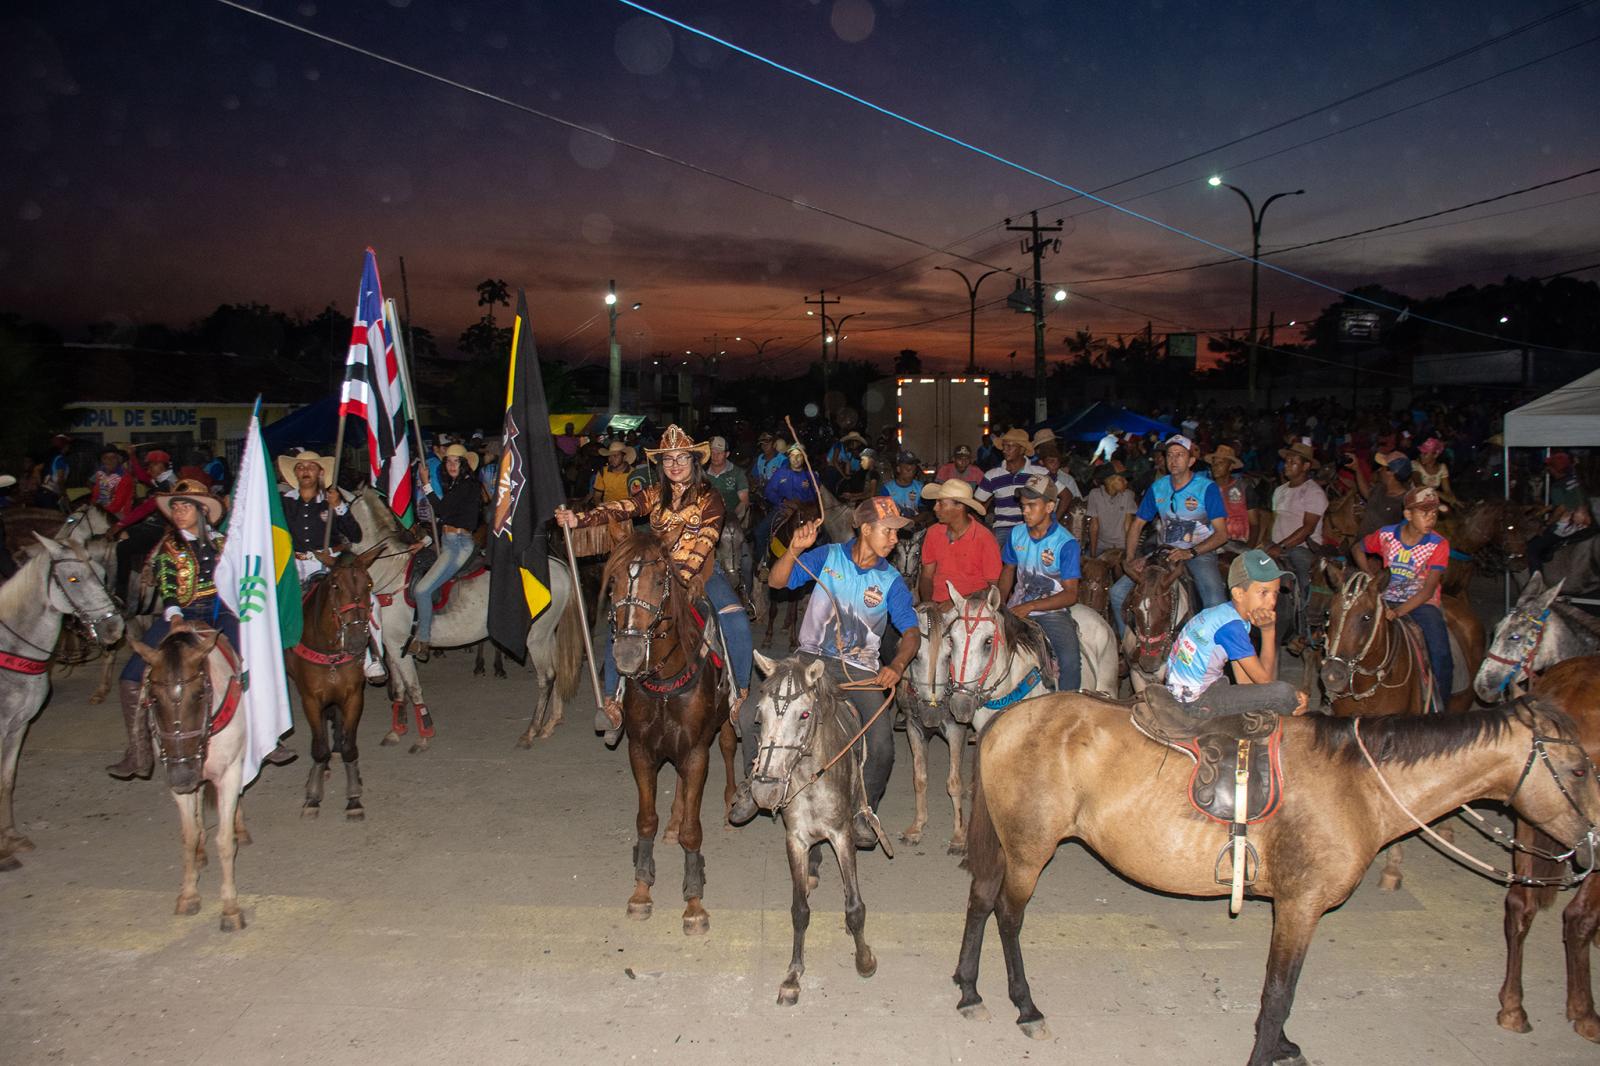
[1000,521,1081,613]
[788,540,917,673]
[880,478,925,517]
[1136,474,1226,549]
[1164,602,1256,702]
[753,452,787,482]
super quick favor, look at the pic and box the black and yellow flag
[487,291,565,660]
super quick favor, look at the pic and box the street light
[737,335,783,356]
[1207,177,1304,405]
[1053,288,1067,303]
[606,280,643,416]
[934,265,1007,374]
[821,311,867,370]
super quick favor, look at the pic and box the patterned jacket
[154,530,225,616]
[576,482,724,588]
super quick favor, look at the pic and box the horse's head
[1302,556,1345,650]
[902,601,950,729]
[603,534,679,679]
[1320,570,1388,698]
[132,629,221,794]
[890,526,924,584]
[1125,557,1184,674]
[1496,504,1549,571]
[748,651,828,810]
[34,533,123,647]
[944,582,1005,724]
[317,544,381,657]
[1063,496,1089,542]
[1476,572,1564,702]
[1322,490,1362,541]
[1504,697,1600,861]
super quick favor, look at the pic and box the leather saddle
[402,551,488,612]
[1133,685,1287,826]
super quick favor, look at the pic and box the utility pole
[736,335,782,356]
[804,290,840,419]
[701,333,726,377]
[1006,211,1063,424]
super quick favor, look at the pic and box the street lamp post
[1207,177,1303,407]
[736,335,783,356]
[935,265,1005,374]
[605,280,643,417]
[806,309,866,420]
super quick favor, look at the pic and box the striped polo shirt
[976,461,1048,531]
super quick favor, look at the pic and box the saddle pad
[403,554,488,612]
[1179,724,1284,826]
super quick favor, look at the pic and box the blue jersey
[880,479,924,517]
[764,466,817,507]
[753,452,786,482]
[1164,602,1256,702]
[1000,521,1081,612]
[1136,474,1226,549]
[788,540,917,672]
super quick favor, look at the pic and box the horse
[0,535,123,871]
[896,601,972,853]
[1320,570,1485,717]
[748,651,884,1005]
[1439,497,1546,596]
[130,627,250,931]
[285,545,383,819]
[715,521,752,615]
[888,523,925,593]
[1120,551,1193,694]
[1489,655,1600,1045]
[1542,535,1600,599]
[755,501,820,648]
[953,691,1600,1064]
[348,487,582,749]
[604,531,739,935]
[1320,484,1362,549]
[1476,572,1600,702]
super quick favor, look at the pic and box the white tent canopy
[1503,367,1600,447]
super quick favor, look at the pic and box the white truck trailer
[895,376,989,474]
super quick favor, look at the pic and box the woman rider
[407,443,483,663]
[554,424,754,733]
[108,479,237,780]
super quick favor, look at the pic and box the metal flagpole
[321,410,349,553]
[563,524,607,715]
[385,299,440,547]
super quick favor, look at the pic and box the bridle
[1126,573,1182,673]
[610,557,673,678]
[146,660,225,776]
[901,606,949,721]
[1322,571,1409,702]
[294,568,372,666]
[748,666,821,811]
[947,605,1005,703]
[1483,603,1551,697]
[0,556,121,658]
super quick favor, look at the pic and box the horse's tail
[555,577,584,702]
[960,734,1002,883]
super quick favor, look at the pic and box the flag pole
[322,404,349,552]
[385,299,440,546]
[563,524,607,715]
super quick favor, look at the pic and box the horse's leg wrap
[632,837,656,887]
[683,849,706,902]
[389,700,408,736]
[415,704,435,738]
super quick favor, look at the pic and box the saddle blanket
[1133,703,1285,825]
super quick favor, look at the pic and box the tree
[476,278,510,328]
[893,348,922,374]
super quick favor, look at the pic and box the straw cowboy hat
[154,478,225,525]
[1031,428,1058,451]
[644,424,711,462]
[0,474,16,491]
[276,449,335,486]
[1204,444,1244,471]
[995,427,1032,448]
[1278,441,1320,467]
[440,443,479,471]
[604,439,638,465]
[921,477,986,515]
[837,431,867,446]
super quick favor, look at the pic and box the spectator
[976,428,1046,535]
[918,478,1001,606]
[705,436,750,523]
[934,444,983,488]
[1263,442,1327,652]
[1085,464,1137,557]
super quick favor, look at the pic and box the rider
[1108,434,1230,638]
[109,480,236,780]
[109,448,177,603]
[88,445,135,522]
[753,442,818,563]
[1351,486,1454,709]
[553,425,755,737]
[933,443,983,488]
[879,453,926,521]
[918,478,1001,607]
[1202,444,1254,549]
[587,440,636,507]
[1263,442,1327,653]
[977,428,1047,536]
[751,432,787,488]
[732,497,920,844]
[37,434,73,510]
[704,436,750,525]
[998,475,1082,692]
[1163,548,1305,716]
[408,444,484,663]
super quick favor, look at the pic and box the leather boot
[106,680,153,780]
[727,779,760,826]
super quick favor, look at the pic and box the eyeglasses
[659,452,693,466]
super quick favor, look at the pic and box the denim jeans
[1109,550,1228,637]
[413,531,474,642]
[1408,602,1452,707]
[603,569,753,696]
[122,604,239,683]
[1032,608,1081,691]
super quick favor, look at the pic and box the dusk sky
[4,0,1599,375]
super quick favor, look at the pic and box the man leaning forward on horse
[731,496,921,847]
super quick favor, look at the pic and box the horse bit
[611,559,672,676]
[1322,573,1407,702]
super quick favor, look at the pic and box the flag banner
[339,248,415,527]
[487,290,566,661]
[218,404,302,792]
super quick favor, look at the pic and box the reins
[1323,572,1413,702]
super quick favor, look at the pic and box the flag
[218,402,302,791]
[340,248,415,527]
[487,291,566,661]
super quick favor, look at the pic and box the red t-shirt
[934,461,984,487]
[921,519,1002,602]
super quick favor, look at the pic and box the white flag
[217,409,298,792]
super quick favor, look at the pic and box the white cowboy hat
[921,477,986,515]
[0,474,15,490]
[277,450,336,486]
[440,443,479,471]
[605,439,638,465]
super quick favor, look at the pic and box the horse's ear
[1374,570,1392,598]
[946,581,966,615]
[802,657,827,689]
[197,629,221,657]
[1537,576,1565,609]
[31,531,67,559]
[1324,557,1346,586]
[1523,570,1545,597]
[315,549,337,570]
[1158,562,1184,589]
[753,650,777,678]
[984,584,1003,612]
[357,542,385,569]
[130,637,159,664]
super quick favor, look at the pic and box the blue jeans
[122,603,239,683]
[413,532,474,642]
[1033,609,1081,691]
[603,569,753,696]
[1109,551,1228,637]
[1408,602,1452,708]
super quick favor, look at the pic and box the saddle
[395,551,488,612]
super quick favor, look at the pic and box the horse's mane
[0,548,50,619]
[602,529,704,640]
[1310,699,1578,767]
[151,630,210,680]
[1552,598,1600,644]
[993,599,1050,669]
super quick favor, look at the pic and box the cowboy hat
[921,477,986,514]
[154,478,225,525]
[852,496,912,530]
[441,443,479,471]
[605,439,638,465]
[644,424,711,462]
[0,474,16,490]
[1031,428,1058,451]
[1402,486,1448,513]
[1277,441,1319,468]
[996,427,1031,448]
[276,449,336,486]
[837,431,867,446]
[1204,444,1244,471]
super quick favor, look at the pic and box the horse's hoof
[776,984,799,1007]
[627,901,653,921]
[88,693,104,705]
[1018,1019,1051,1041]
[346,807,365,822]
[301,805,320,819]
[1378,871,1401,892]
[900,830,922,846]
[235,829,252,846]
[409,739,430,754]
[1271,1055,1307,1066]
[176,895,201,916]
[856,951,877,979]
[0,853,21,873]
[683,912,710,937]
[947,841,967,856]
[219,910,246,933]
[515,733,533,750]
[494,668,507,679]
[381,732,400,746]
[473,665,485,677]
[1496,1008,1532,1034]
[6,834,35,853]
[958,1002,989,1022]
[1573,1013,1600,1043]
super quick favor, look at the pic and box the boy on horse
[1351,486,1453,708]
[997,474,1083,692]
[731,497,921,846]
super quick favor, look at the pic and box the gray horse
[749,651,889,1006]
[1475,572,1600,701]
[0,535,124,870]
[896,601,975,854]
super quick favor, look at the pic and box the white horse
[348,488,582,750]
[896,601,975,853]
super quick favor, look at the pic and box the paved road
[1,625,1594,1065]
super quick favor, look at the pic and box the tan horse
[953,692,1600,1065]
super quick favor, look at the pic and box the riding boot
[851,810,878,849]
[407,638,431,663]
[263,742,297,766]
[106,680,152,780]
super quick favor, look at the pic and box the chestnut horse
[603,531,738,935]
[1439,497,1546,596]
[1120,550,1193,694]
[954,691,1600,1064]
[285,546,383,820]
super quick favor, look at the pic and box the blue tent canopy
[263,396,346,453]
[1036,402,1180,443]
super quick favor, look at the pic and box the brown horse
[953,691,1600,1064]
[1320,570,1484,716]
[285,545,383,820]
[1120,550,1192,693]
[1495,654,1600,1044]
[1439,498,1546,596]
[603,531,738,935]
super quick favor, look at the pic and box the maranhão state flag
[340,248,415,527]
[217,400,302,790]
